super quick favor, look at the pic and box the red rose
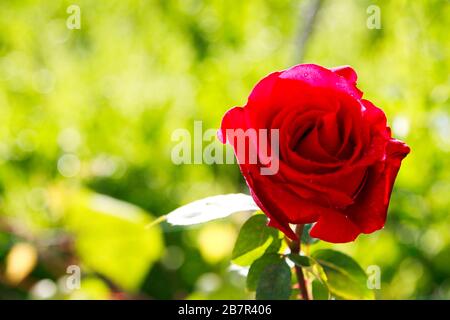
[218,64,410,243]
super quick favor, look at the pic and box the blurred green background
[0,0,449,300]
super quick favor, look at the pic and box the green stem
[145,215,167,229]
[289,224,310,300]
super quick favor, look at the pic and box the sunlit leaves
[231,214,283,266]
[255,259,291,300]
[312,279,329,300]
[165,193,259,226]
[57,188,163,292]
[232,214,289,300]
[287,254,314,267]
[312,249,374,300]
[246,253,283,291]
[287,252,329,300]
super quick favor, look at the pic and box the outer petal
[331,65,358,85]
[279,64,363,99]
[309,210,361,243]
[218,106,246,144]
[346,139,410,233]
[247,71,281,106]
[246,175,298,240]
[244,72,283,130]
[217,106,302,240]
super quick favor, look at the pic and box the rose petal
[279,64,363,99]
[331,65,358,84]
[218,107,245,144]
[248,71,281,106]
[317,112,341,156]
[295,122,338,163]
[346,139,410,233]
[247,187,297,240]
[309,210,361,243]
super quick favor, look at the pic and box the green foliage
[255,259,291,300]
[61,189,163,292]
[165,193,258,226]
[312,279,329,300]
[231,214,283,266]
[0,0,448,300]
[246,253,283,291]
[312,249,374,300]
[287,254,314,267]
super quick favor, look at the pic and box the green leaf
[287,253,327,283]
[312,279,329,300]
[289,288,301,300]
[312,249,374,300]
[165,193,259,226]
[0,232,14,260]
[232,215,282,266]
[247,253,282,291]
[311,261,328,283]
[287,254,314,267]
[287,253,329,300]
[255,259,291,300]
[60,188,163,292]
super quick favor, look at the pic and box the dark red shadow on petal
[345,139,410,234]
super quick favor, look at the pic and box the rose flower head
[218,64,410,243]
